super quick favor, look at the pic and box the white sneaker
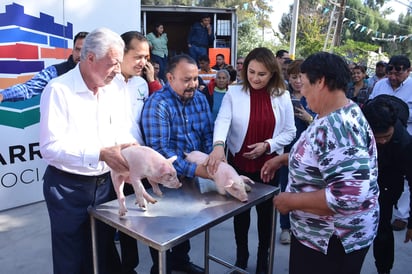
[280,229,291,245]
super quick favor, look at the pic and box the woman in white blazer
[208,47,296,274]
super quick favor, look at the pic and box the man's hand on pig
[100,145,129,173]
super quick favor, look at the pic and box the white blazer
[213,85,296,156]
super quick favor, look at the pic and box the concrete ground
[1,200,411,274]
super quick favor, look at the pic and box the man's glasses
[386,65,407,76]
[237,62,243,65]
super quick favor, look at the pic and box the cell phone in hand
[292,98,302,113]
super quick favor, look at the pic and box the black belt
[48,165,109,184]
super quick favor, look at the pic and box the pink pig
[185,151,254,202]
[111,145,181,216]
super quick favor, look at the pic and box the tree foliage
[341,0,412,59]
[279,0,411,61]
[140,0,412,61]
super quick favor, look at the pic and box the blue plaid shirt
[1,55,76,102]
[141,83,214,178]
[1,66,58,101]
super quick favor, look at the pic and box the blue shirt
[141,83,214,178]
[1,55,76,102]
[370,77,412,134]
[285,95,316,152]
[212,88,226,121]
[1,66,58,101]
[187,22,214,48]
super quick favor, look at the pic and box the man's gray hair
[81,27,124,61]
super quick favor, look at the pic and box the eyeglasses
[386,65,406,76]
[237,62,243,65]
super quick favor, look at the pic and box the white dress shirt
[370,76,412,134]
[39,65,136,176]
[113,74,148,144]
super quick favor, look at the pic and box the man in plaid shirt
[141,54,213,274]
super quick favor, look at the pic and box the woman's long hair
[241,47,286,96]
[152,23,163,37]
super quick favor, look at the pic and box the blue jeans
[188,45,207,65]
[278,166,291,230]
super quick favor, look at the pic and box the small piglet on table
[111,145,181,216]
[185,150,254,202]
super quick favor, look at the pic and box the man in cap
[368,60,387,90]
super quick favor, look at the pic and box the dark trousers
[373,190,395,273]
[188,45,207,66]
[118,232,138,274]
[290,234,369,274]
[118,183,139,274]
[145,177,190,273]
[278,166,290,229]
[43,165,121,274]
[233,170,277,260]
[149,240,191,273]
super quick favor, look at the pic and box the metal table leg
[205,228,248,274]
[205,229,210,273]
[268,207,278,274]
[158,250,166,274]
[90,216,99,274]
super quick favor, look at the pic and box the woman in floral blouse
[261,52,380,274]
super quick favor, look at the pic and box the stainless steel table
[88,180,278,274]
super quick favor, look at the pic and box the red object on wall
[0,43,39,59]
[209,48,231,67]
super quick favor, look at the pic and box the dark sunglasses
[386,65,404,73]
[237,62,243,65]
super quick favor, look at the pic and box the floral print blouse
[287,101,380,254]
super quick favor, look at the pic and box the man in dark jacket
[362,95,412,274]
[0,31,88,102]
[187,13,214,65]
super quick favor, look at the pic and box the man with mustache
[0,31,88,103]
[141,54,213,274]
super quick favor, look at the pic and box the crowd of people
[1,16,412,274]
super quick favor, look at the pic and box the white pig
[111,145,181,216]
[185,150,254,202]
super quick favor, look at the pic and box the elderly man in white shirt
[40,28,136,274]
